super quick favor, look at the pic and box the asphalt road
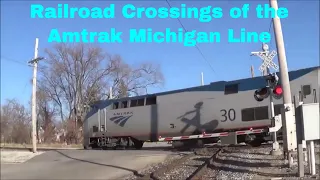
[1,144,177,180]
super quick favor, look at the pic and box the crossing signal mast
[251,43,283,155]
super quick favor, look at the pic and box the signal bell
[254,87,270,102]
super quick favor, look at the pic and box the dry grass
[0,143,82,149]
[1,150,44,163]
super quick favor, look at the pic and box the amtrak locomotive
[83,66,319,149]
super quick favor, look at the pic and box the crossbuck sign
[257,50,279,72]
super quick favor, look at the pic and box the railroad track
[132,143,274,180]
[137,147,222,180]
[186,148,222,180]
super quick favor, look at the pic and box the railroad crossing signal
[257,50,279,72]
[254,84,283,102]
[267,73,283,99]
[254,73,283,102]
[272,85,283,99]
[254,87,270,102]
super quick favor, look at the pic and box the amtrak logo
[113,112,133,116]
[110,112,133,127]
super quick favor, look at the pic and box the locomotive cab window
[130,98,145,107]
[137,98,145,106]
[130,100,138,107]
[146,96,157,105]
[113,102,119,109]
[121,101,128,108]
[224,84,239,95]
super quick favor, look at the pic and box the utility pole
[250,65,255,78]
[270,0,297,163]
[28,38,44,153]
[201,72,204,85]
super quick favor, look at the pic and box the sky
[1,0,319,107]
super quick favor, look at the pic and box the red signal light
[274,86,283,95]
[272,85,283,99]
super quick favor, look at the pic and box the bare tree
[107,55,164,98]
[36,89,57,143]
[0,99,31,144]
[38,43,110,139]
[0,107,10,143]
[38,43,164,143]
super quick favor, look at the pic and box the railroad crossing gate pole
[269,0,297,164]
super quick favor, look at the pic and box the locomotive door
[99,108,107,132]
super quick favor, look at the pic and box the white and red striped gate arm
[157,128,266,142]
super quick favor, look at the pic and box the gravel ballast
[123,144,320,180]
[203,145,320,180]
[123,153,187,180]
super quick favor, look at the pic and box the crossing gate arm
[157,128,267,142]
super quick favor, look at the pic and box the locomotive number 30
[220,109,236,122]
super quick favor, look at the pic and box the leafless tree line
[1,43,164,145]
[0,98,63,144]
[1,99,31,144]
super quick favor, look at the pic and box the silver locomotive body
[83,66,319,149]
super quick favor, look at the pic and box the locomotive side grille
[92,126,98,132]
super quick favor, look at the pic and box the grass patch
[0,143,82,149]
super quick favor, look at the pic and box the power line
[1,56,34,98]
[1,56,47,70]
[268,19,273,33]
[1,56,29,66]
[21,81,30,96]
[165,0,217,76]
[268,19,273,49]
